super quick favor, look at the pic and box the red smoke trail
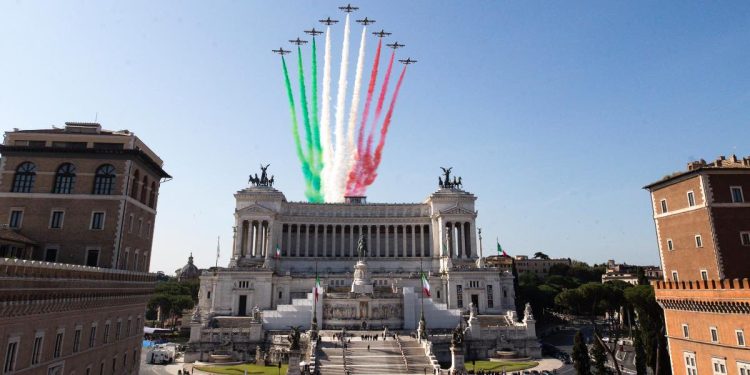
[357,39,382,152]
[346,39,383,195]
[364,49,396,159]
[347,64,408,195]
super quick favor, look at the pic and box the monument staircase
[262,293,314,330]
[316,332,434,375]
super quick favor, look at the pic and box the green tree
[555,288,584,315]
[573,330,592,375]
[533,251,550,260]
[590,330,608,375]
[636,268,649,286]
[624,286,671,375]
[634,330,647,375]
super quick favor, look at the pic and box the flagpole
[420,257,424,318]
[312,259,318,334]
[215,236,220,268]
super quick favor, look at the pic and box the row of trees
[513,260,669,374]
[559,281,670,375]
[146,278,199,329]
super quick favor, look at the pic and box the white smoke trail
[342,26,367,196]
[331,14,351,202]
[319,26,333,202]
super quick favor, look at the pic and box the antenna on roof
[94,112,98,122]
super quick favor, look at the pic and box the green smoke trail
[310,39,323,200]
[311,37,322,169]
[281,56,315,200]
[296,47,323,203]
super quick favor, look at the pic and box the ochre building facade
[646,155,750,375]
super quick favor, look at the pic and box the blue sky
[2,1,749,273]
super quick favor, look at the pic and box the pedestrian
[367,344,370,352]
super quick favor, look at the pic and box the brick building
[511,255,571,278]
[0,123,167,373]
[645,155,750,375]
[0,259,155,375]
[0,122,170,270]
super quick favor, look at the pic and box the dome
[176,253,201,281]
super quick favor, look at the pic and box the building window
[11,162,36,193]
[713,357,727,374]
[130,170,140,198]
[44,248,58,262]
[146,222,152,237]
[92,164,116,195]
[682,324,689,338]
[123,249,129,270]
[86,249,100,267]
[667,239,674,251]
[741,232,750,246]
[115,320,122,341]
[731,186,745,203]
[684,352,697,375]
[88,325,97,348]
[50,210,64,229]
[695,235,703,248]
[72,327,82,353]
[103,322,110,343]
[140,176,148,203]
[52,163,76,194]
[738,330,746,346]
[126,318,132,336]
[89,211,105,230]
[487,284,494,309]
[660,199,668,213]
[149,181,156,207]
[134,251,140,271]
[138,218,143,236]
[672,271,679,281]
[8,210,23,229]
[710,326,719,343]
[128,214,134,233]
[456,285,463,308]
[739,362,750,375]
[31,333,44,365]
[687,191,695,207]
[3,338,18,373]
[207,291,211,299]
[53,331,63,358]
[701,270,708,281]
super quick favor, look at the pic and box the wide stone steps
[317,335,433,375]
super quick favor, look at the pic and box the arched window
[130,170,140,198]
[148,181,156,208]
[140,176,148,203]
[93,164,116,195]
[11,162,36,193]
[52,163,76,194]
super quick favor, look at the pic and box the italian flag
[497,242,508,257]
[314,275,323,302]
[421,272,431,297]
[275,245,281,259]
